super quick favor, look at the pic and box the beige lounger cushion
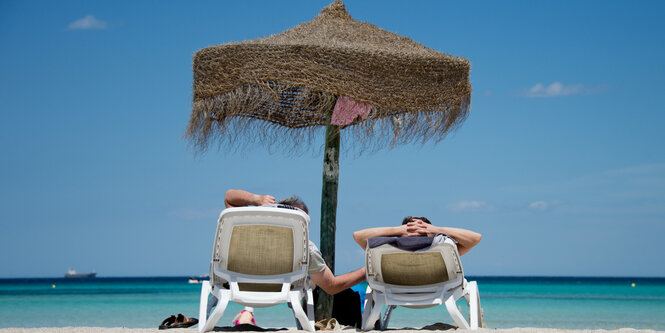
[381,252,449,286]
[228,225,294,292]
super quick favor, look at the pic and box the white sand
[1,328,664,333]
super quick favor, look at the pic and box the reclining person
[352,216,481,255]
[224,189,366,295]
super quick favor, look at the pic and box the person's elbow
[353,231,366,248]
[310,270,343,295]
[470,232,482,248]
[320,284,344,295]
[316,279,343,295]
[459,232,482,255]
[224,189,236,208]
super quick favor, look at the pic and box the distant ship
[64,268,96,278]
[188,274,210,284]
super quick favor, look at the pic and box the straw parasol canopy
[188,0,471,153]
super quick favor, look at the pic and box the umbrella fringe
[186,82,469,156]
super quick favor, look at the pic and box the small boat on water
[64,268,96,278]
[188,274,209,284]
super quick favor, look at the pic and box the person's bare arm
[352,225,414,249]
[309,267,366,295]
[414,221,482,255]
[439,226,481,255]
[224,189,275,208]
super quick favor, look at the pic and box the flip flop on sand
[172,313,199,328]
[158,313,198,329]
[314,318,341,331]
[159,315,176,330]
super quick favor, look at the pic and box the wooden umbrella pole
[316,103,340,320]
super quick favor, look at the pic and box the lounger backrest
[381,251,448,285]
[211,207,309,291]
[366,239,463,288]
[227,225,294,275]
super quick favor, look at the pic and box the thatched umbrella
[187,0,471,319]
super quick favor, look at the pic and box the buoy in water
[52,284,56,288]
[631,283,636,287]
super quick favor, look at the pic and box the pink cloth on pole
[331,96,373,125]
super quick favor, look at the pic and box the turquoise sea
[1,276,664,329]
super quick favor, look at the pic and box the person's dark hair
[401,216,431,225]
[278,195,309,214]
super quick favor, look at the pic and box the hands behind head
[255,194,275,206]
[402,220,435,237]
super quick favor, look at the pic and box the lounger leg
[198,281,212,332]
[380,305,396,330]
[467,281,479,329]
[445,294,470,329]
[290,291,315,332]
[306,288,315,327]
[201,289,230,333]
[361,288,373,331]
[468,280,485,328]
[362,293,384,331]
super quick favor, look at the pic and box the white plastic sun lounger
[362,236,484,330]
[198,206,315,332]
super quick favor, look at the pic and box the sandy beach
[1,328,664,333]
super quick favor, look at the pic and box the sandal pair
[159,313,199,329]
[315,318,341,331]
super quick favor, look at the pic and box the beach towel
[212,324,287,332]
[367,234,454,251]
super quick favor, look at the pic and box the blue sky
[1,0,664,278]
